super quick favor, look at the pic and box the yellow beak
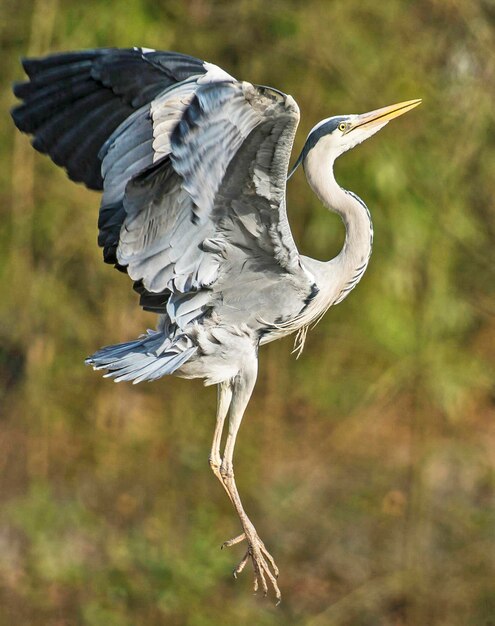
[346,98,422,133]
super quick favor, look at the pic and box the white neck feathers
[303,138,373,305]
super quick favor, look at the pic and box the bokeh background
[1,0,495,624]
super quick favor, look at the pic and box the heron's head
[288,99,421,178]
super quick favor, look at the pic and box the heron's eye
[338,122,347,132]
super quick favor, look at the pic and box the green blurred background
[1,0,495,624]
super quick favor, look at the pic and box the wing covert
[114,80,313,329]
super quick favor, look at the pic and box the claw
[223,529,281,602]
[233,551,249,579]
[261,543,279,578]
[260,570,268,596]
[222,532,246,549]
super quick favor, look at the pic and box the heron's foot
[222,526,281,603]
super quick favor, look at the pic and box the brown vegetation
[1,0,494,624]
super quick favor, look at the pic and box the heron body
[12,47,420,600]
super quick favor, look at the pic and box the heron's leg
[219,361,281,602]
[209,381,233,502]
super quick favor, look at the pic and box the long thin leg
[209,381,234,502]
[219,360,281,602]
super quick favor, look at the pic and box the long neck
[304,145,373,303]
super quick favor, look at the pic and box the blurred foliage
[1,0,495,624]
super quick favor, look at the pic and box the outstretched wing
[11,47,220,189]
[11,47,235,267]
[12,48,315,331]
[113,80,315,329]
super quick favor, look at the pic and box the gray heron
[11,47,420,601]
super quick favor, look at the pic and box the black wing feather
[11,48,207,190]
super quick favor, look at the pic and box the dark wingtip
[21,56,39,77]
[10,103,29,132]
[13,80,30,98]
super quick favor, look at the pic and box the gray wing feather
[98,79,213,265]
[110,79,313,329]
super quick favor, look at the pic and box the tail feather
[86,330,196,383]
